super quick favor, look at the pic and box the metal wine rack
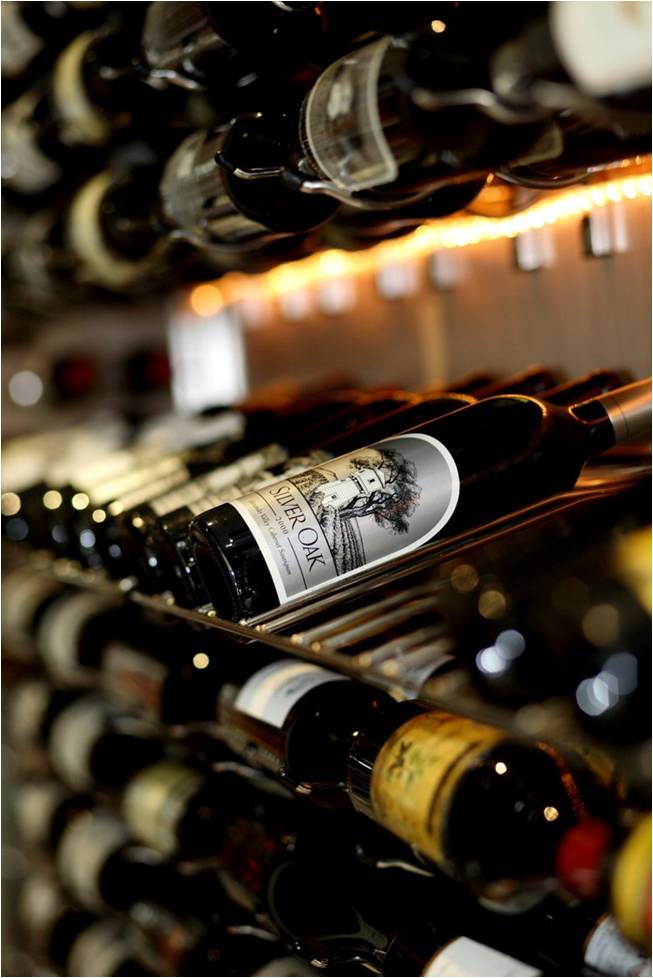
[5,457,651,788]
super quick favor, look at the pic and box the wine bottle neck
[572,379,651,451]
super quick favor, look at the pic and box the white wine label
[53,31,113,146]
[49,696,110,790]
[67,919,134,977]
[37,591,116,685]
[16,780,68,848]
[2,91,62,193]
[304,36,398,191]
[123,760,203,855]
[6,677,50,747]
[1,6,43,77]
[551,2,652,97]
[231,434,459,604]
[150,443,287,517]
[57,811,128,911]
[423,938,541,976]
[18,874,60,946]
[584,914,652,976]
[235,659,347,728]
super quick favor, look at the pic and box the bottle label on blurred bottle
[123,761,204,856]
[231,434,459,604]
[423,937,541,976]
[68,919,134,977]
[1,6,42,77]
[38,591,116,685]
[102,642,167,720]
[17,780,69,848]
[57,812,129,911]
[53,31,112,146]
[235,659,347,728]
[369,710,503,867]
[2,91,62,193]
[584,914,651,976]
[49,697,110,790]
[304,36,398,192]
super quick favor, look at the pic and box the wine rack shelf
[6,458,650,789]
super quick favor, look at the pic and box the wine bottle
[104,391,422,591]
[294,22,545,210]
[6,675,78,772]
[47,694,164,791]
[56,807,177,913]
[130,897,287,977]
[346,702,617,908]
[101,623,275,727]
[557,814,652,953]
[66,917,156,976]
[1,1,106,94]
[35,590,129,688]
[14,777,91,854]
[18,871,95,973]
[216,658,394,797]
[1,568,65,665]
[190,380,651,619]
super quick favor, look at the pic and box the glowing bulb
[71,492,90,511]
[431,19,446,32]
[495,762,508,775]
[131,516,145,529]
[42,490,63,510]
[193,652,210,669]
[1,492,21,516]
[543,806,559,822]
[190,284,223,317]
[8,370,43,406]
[92,509,106,523]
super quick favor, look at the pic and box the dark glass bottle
[122,758,293,860]
[6,675,78,772]
[14,777,92,853]
[216,658,394,800]
[105,391,420,593]
[47,694,164,792]
[56,807,177,914]
[66,917,157,976]
[346,702,617,908]
[101,622,275,727]
[18,871,96,973]
[191,380,651,619]
[1,1,107,96]
[35,590,131,688]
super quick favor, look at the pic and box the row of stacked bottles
[2,1,651,311]
[2,365,651,976]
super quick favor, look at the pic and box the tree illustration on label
[231,434,460,603]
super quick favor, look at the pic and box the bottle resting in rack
[190,379,652,620]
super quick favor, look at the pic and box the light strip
[188,167,652,318]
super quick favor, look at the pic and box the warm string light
[187,169,653,318]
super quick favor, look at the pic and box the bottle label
[584,914,651,976]
[37,591,117,685]
[150,443,288,517]
[2,90,62,193]
[231,434,459,605]
[19,875,60,946]
[68,919,134,977]
[16,780,69,848]
[7,678,50,748]
[102,642,167,719]
[304,36,398,192]
[53,31,113,146]
[423,937,541,976]
[369,711,503,867]
[1,572,61,650]
[1,6,43,77]
[551,1,652,97]
[123,760,204,856]
[57,812,129,911]
[235,659,348,728]
[255,958,322,977]
[612,816,652,950]
[49,697,110,790]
